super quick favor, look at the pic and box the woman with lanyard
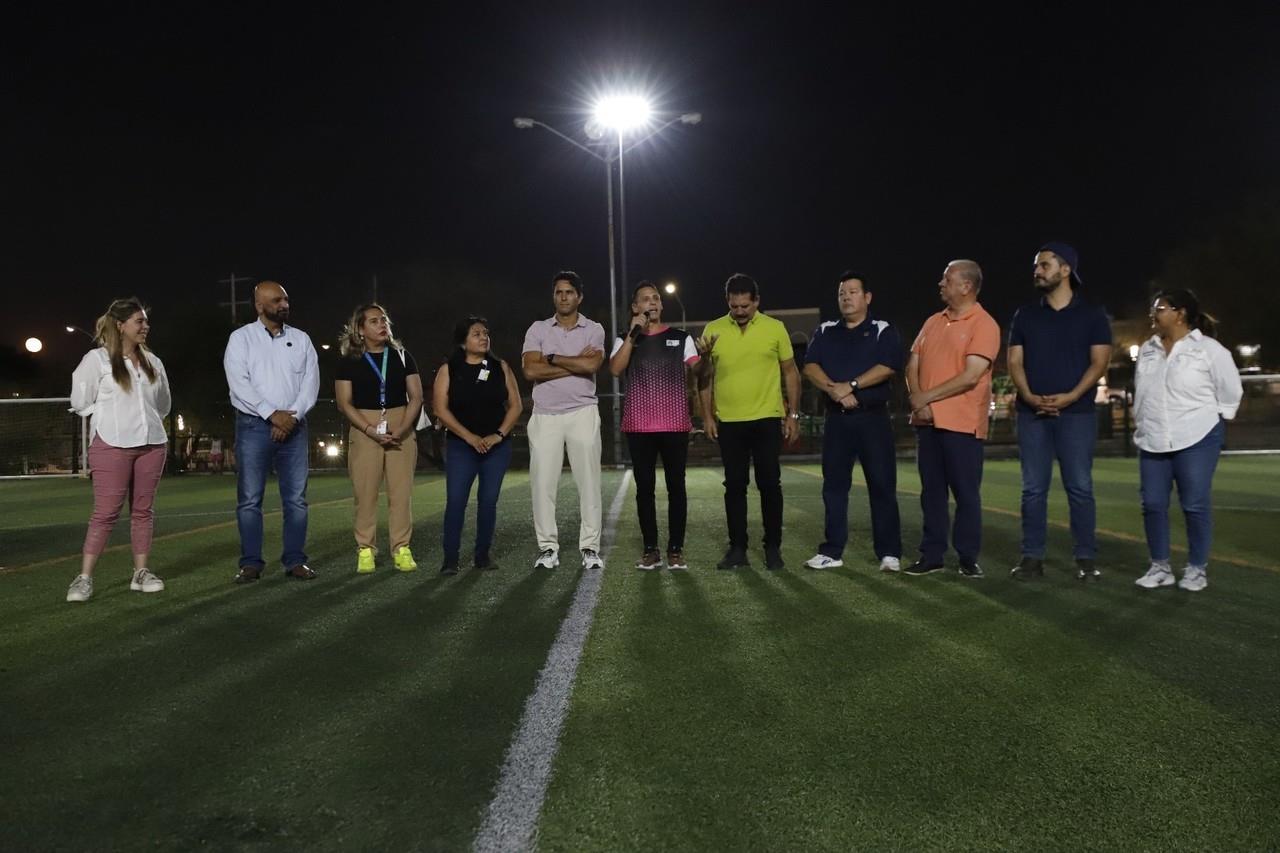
[1132,288,1242,592]
[432,315,523,575]
[67,297,172,602]
[336,303,425,574]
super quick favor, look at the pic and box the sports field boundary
[472,469,632,853]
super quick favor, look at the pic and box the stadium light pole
[663,281,687,327]
[513,101,701,464]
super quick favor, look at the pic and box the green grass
[2,459,1279,851]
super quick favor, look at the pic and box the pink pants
[83,436,167,556]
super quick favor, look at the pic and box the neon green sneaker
[356,546,376,574]
[393,546,418,572]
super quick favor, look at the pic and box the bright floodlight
[1128,344,1140,361]
[664,282,677,294]
[594,95,652,132]
[326,444,341,458]
[513,117,535,129]
[65,326,75,333]
[25,337,43,354]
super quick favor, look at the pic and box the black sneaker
[958,560,984,579]
[717,547,749,570]
[635,548,663,571]
[1010,556,1044,580]
[764,548,785,571]
[1076,558,1101,581]
[440,558,460,576]
[903,559,945,576]
[474,551,497,571]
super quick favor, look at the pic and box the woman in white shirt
[1133,289,1242,592]
[66,297,172,603]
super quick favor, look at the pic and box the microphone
[628,309,655,342]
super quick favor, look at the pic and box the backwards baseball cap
[1038,241,1083,286]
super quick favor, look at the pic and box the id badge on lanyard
[364,349,390,434]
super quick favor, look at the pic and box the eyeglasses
[1149,305,1174,317]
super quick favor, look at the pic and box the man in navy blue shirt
[802,271,905,572]
[1007,243,1113,581]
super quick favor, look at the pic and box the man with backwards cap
[1007,243,1113,581]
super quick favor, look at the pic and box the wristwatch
[849,379,860,392]
[495,428,506,438]
[546,353,557,365]
[788,412,800,420]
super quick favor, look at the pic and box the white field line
[472,470,632,853]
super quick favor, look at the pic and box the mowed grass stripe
[536,461,1280,850]
[0,470,623,852]
[784,460,1280,574]
[2,471,461,572]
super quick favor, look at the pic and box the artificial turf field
[2,458,1278,851]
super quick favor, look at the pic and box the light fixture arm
[515,118,609,162]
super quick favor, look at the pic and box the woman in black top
[431,315,523,574]
[335,303,425,574]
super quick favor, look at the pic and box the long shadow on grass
[1,553,576,851]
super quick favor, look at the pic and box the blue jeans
[235,412,310,569]
[1139,418,1224,567]
[820,410,901,559]
[442,435,512,561]
[1017,410,1097,559]
[915,426,984,564]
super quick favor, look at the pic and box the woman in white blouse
[67,297,172,603]
[1132,289,1242,592]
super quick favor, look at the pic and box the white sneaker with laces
[1135,562,1175,589]
[1178,565,1208,592]
[804,554,843,570]
[130,568,165,593]
[533,549,560,569]
[66,574,93,603]
[582,549,605,570]
[879,556,902,573]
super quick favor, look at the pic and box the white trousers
[527,406,603,553]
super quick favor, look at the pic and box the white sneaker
[879,556,902,573]
[582,549,605,570]
[804,554,843,570]
[1135,562,1175,589]
[1178,565,1208,592]
[130,568,165,593]
[533,549,559,569]
[66,574,93,603]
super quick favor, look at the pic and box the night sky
[9,3,1280,389]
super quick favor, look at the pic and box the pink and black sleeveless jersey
[611,327,700,433]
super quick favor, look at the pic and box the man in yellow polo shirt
[698,273,802,570]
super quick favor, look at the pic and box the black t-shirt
[446,357,509,436]
[336,347,419,409]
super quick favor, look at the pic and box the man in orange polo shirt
[903,259,1001,578]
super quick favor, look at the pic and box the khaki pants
[528,405,602,553]
[348,406,417,552]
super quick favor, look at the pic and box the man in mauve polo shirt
[903,260,1001,578]
[1008,242,1112,582]
[521,271,607,571]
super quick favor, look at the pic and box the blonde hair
[338,303,403,357]
[94,297,156,392]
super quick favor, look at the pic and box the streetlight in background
[24,337,43,354]
[66,325,95,342]
[663,281,687,327]
[514,98,701,463]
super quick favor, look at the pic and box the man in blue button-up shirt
[223,280,320,583]
[801,271,905,573]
